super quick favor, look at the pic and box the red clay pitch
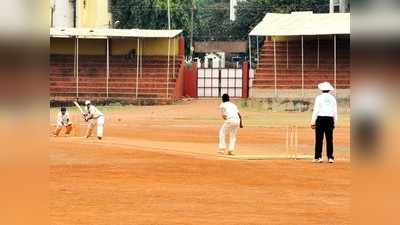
[50,100,350,225]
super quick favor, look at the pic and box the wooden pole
[136,38,139,99]
[334,35,337,90]
[106,38,110,99]
[248,36,252,69]
[167,38,171,99]
[274,38,277,97]
[76,37,79,99]
[301,36,304,98]
[256,36,259,66]
[167,0,171,30]
[317,36,320,69]
[173,37,176,79]
[286,39,289,69]
[141,39,143,78]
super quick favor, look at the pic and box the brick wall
[50,54,184,104]
[253,36,350,90]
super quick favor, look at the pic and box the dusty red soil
[50,100,350,225]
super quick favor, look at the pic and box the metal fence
[197,68,243,97]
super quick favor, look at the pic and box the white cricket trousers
[219,120,240,152]
[88,115,105,138]
[96,116,104,138]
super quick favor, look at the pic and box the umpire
[310,82,337,163]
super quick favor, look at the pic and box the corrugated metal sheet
[50,28,183,39]
[250,12,350,36]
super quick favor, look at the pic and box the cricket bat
[73,101,85,119]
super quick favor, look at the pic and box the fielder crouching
[83,100,104,140]
[53,107,73,136]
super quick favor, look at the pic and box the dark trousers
[315,116,335,159]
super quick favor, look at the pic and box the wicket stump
[286,125,298,159]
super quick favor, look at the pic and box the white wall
[51,0,75,28]
[330,0,349,13]
[230,0,246,21]
[230,0,237,21]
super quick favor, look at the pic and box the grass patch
[235,97,350,113]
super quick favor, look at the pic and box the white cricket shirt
[57,112,72,126]
[87,105,104,119]
[219,101,240,122]
[311,93,338,124]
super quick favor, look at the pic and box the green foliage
[231,0,329,40]
[111,0,329,44]
[111,0,192,30]
[111,0,193,54]
[193,0,233,41]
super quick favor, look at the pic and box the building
[230,0,244,21]
[50,28,186,105]
[194,41,247,68]
[330,0,350,13]
[50,0,75,27]
[249,12,350,98]
[50,0,112,28]
[203,52,225,68]
[49,0,188,104]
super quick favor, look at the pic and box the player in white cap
[83,100,105,140]
[310,82,337,163]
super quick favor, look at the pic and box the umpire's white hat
[318,82,334,91]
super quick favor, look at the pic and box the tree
[111,0,194,53]
[111,0,330,51]
[231,0,329,40]
[112,0,194,30]
[193,0,233,41]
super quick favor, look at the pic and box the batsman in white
[218,94,243,155]
[83,100,105,140]
[53,107,73,136]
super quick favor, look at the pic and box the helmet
[85,100,91,105]
[61,107,66,112]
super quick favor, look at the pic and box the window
[334,5,340,13]
[108,0,112,12]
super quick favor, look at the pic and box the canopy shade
[50,28,183,39]
[249,12,350,37]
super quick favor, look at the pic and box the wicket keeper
[53,107,73,137]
